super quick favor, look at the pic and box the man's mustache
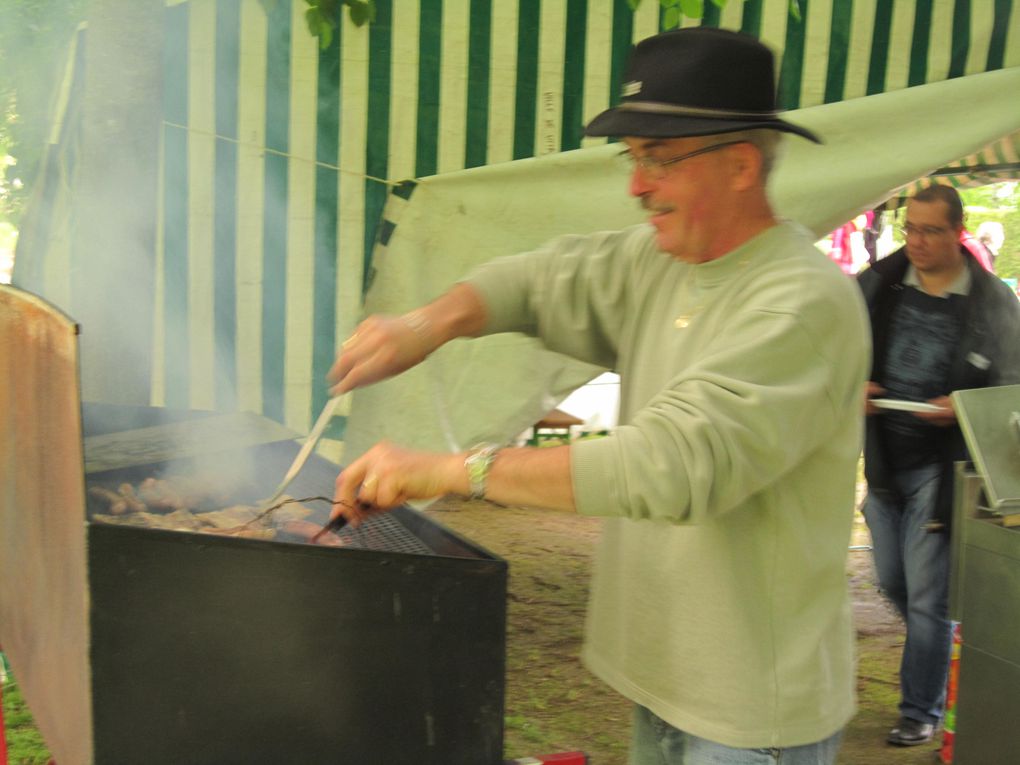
[640,196,672,214]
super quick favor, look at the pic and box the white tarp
[342,66,1020,461]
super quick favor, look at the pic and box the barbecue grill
[0,284,507,765]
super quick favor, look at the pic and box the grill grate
[84,481,440,556]
[334,513,434,556]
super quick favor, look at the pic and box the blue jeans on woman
[862,462,952,726]
[630,706,843,765]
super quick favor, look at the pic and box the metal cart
[948,384,1020,763]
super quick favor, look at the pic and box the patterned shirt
[881,266,968,469]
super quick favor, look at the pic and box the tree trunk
[73,0,163,404]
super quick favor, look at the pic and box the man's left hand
[331,441,465,526]
[914,395,956,427]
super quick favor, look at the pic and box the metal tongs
[261,394,344,509]
[250,393,367,540]
[311,512,349,542]
[243,494,352,537]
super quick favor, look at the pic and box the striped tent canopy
[14,0,1020,438]
[885,129,1020,207]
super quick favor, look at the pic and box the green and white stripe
[145,0,1020,432]
[18,0,1020,435]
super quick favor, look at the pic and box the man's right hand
[327,313,434,395]
[864,381,886,416]
[327,283,489,395]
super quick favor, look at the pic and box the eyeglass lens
[901,223,948,239]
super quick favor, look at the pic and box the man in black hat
[328,27,869,764]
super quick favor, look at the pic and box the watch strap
[465,443,500,500]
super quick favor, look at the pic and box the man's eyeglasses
[618,140,746,180]
[899,223,951,240]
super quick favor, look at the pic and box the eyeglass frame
[618,140,747,179]
[898,222,955,240]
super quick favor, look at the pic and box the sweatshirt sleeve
[464,226,656,371]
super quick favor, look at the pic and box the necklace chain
[674,254,754,329]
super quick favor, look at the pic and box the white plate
[871,398,945,413]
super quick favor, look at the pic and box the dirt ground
[423,496,945,765]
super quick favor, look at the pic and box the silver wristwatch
[465,443,500,500]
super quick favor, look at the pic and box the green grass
[2,674,52,765]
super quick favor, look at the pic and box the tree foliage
[629,0,803,28]
[961,183,1020,281]
[259,0,375,50]
[306,0,374,49]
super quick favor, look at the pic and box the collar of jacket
[870,243,980,289]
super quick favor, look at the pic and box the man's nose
[629,167,654,197]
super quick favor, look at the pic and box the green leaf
[347,0,370,26]
[663,6,681,28]
[318,24,333,49]
[660,0,680,8]
[789,0,802,22]
[304,5,319,35]
[627,0,643,11]
[304,6,328,40]
[318,0,339,24]
[679,0,704,18]
[710,0,727,7]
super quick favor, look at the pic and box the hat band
[617,101,779,120]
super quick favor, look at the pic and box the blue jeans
[629,706,843,765]
[862,463,952,725]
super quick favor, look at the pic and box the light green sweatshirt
[467,221,870,749]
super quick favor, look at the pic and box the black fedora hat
[585,27,821,143]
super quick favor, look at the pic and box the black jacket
[857,245,1020,530]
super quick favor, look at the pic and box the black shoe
[887,716,934,746]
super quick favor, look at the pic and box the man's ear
[728,142,764,191]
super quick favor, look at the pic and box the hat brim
[584,108,822,144]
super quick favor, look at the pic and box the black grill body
[79,402,507,765]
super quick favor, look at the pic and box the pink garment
[828,222,856,274]
[960,230,994,271]
[828,211,875,275]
